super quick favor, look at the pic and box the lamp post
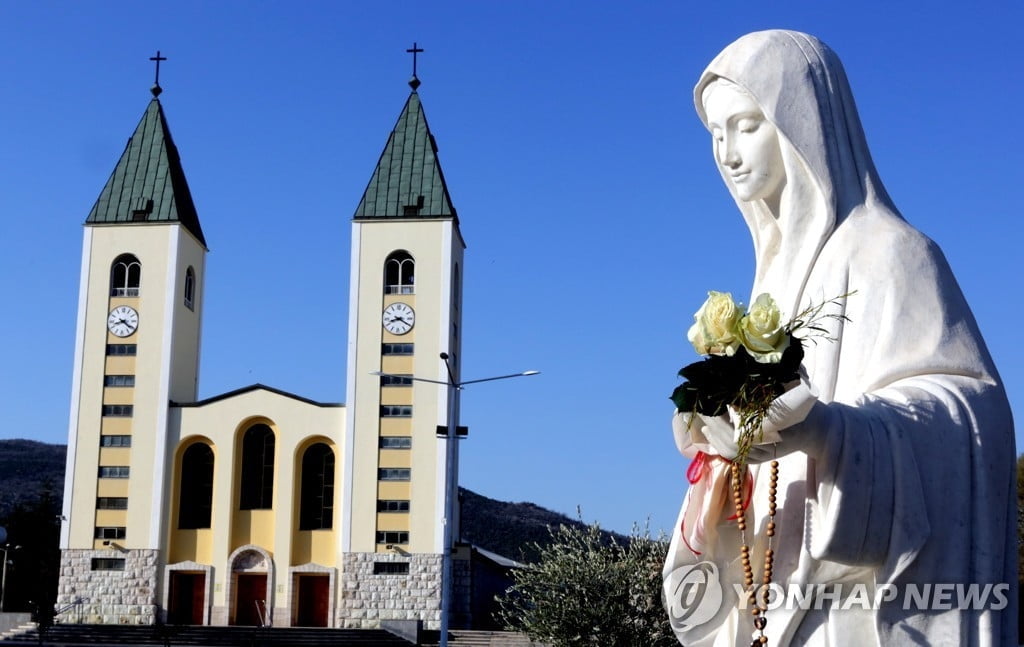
[373,353,539,647]
[1,543,22,612]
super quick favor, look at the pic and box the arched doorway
[229,547,272,626]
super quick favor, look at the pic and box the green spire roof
[86,98,206,246]
[354,90,456,220]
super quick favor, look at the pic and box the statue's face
[703,81,785,206]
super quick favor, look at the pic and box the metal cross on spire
[406,42,423,90]
[149,50,167,97]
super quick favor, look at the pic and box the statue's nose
[719,138,740,169]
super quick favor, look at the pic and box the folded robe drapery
[664,30,1016,647]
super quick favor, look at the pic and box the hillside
[0,439,66,519]
[0,439,607,562]
[459,487,623,562]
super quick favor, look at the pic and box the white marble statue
[663,30,1016,646]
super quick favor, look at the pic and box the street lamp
[1,543,22,612]
[373,353,539,646]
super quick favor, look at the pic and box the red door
[168,572,205,625]
[294,575,329,627]
[234,574,267,626]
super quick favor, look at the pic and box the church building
[56,58,477,629]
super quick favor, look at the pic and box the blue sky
[1,2,1021,535]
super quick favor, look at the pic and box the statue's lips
[730,171,751,181]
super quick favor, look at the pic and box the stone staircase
[0,623,34,643]
[0,623,547,647]
[0,623,415,645]
[431,630,547,646]
[0,623,547,646]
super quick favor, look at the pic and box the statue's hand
[679,380,827,464]
[672,409,740,459]
[747,379,827,463]
[696,412,741,460]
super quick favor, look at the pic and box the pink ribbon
[680,451,751,556]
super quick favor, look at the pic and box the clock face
[107,305,139,338]
[382,302,415,335]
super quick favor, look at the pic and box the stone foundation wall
[56,549,159,625]
[338,552,444,629]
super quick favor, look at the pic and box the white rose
[688,291,742,356]
[738,293,790,363]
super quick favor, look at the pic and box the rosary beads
[731,459,779,647]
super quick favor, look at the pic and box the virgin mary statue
[663,31,1016,646]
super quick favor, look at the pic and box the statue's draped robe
[664,30,1016,647]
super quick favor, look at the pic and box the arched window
[384,251,414,294]
[110,254,141,297]
[184,267,195,310]
[178,443,214,529]
[298,443,335,530]
[239,424,275,510]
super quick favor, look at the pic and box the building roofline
[171,383,343,408]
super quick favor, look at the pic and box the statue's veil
[693,30,899,316]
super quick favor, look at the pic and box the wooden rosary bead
[729,457,780,643]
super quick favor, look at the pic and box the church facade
[56,72,473,629]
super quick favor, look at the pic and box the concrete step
[441,630,548,647]
[0,624,415,645]
[0,623,35,642]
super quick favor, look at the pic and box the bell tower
[58,68,208,624]
[339,66,466,626]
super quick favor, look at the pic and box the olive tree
[498,521,676,647]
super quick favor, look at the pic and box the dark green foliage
[1016,454,1024,633]
[498,522,676,647]
[0,440,65,618]
[1017,455,1024,599]
[670,337,803,416]
[0,485,61,617]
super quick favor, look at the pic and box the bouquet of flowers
[671,291,848,467]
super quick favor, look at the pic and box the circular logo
[663,561,723,631]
